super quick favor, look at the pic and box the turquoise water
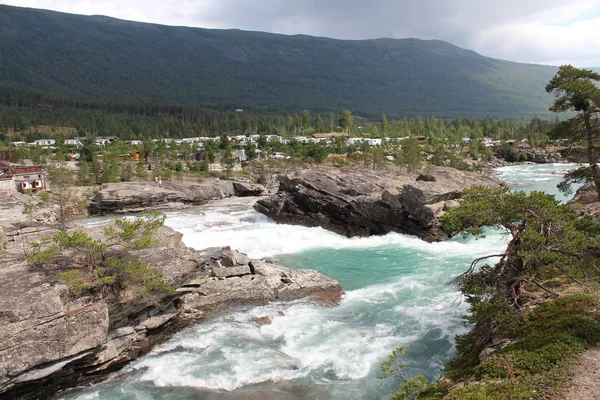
[59,164,575,400]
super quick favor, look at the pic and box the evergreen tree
[379,113,389,138]
[399,138,421,173]
[120,162,134,182]
[220,144,236,178]
[76,161,93,186]
[135,158,147,181]
[546,65,600,199]
[338,109,353,134]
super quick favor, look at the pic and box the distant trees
[48,164,85,227]
[338,109,353,134]
[380,113,389,137]
[396,138,422,173]
[546,65,600,199]
[220,143,236,178]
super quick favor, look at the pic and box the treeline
[0,87,558,145]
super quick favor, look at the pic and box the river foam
[61,164,566,400]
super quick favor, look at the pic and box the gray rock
[212,265,252,278]
[416,174,436,182]
[0,229,343,399]
[255,167,499,242]
[233,181,265,196]
[89,181,236,215]
[219,248,251,267]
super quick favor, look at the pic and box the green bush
[28,211,172,299]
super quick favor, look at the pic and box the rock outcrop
[522,149,563,164]
[0,223,343,399]
[89,180,269,215]
[255,167,500,241]
[567,183,600,223]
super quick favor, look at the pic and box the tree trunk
[584,112,600,199]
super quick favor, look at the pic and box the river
[59,163,578,400]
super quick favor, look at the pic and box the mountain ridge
[0,5,561,118]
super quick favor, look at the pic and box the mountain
[0,5,560,118]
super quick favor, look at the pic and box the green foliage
[101,153,120,183]
[22,201,36,221]
[442,295,600,399]
[441,185,600,305]
[380,347,429,400]
[338,109,354,133]
[104,211,166,250]
[389,376,429,400]
[0,5,561,118]
[135,158,148,180]
[546,65,600,198]
[77,161,94,186]
[120,162,134,182]
[37,190,51,204]
[28,212,171,298]
[220,145,236,178]
[397,138,422,173]
[557,165,600,196]
[56,269,94,296]
[48,163,84,226]
[102,258,175,296]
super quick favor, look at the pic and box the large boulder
[88,181,236,215]
[255,167,500,242]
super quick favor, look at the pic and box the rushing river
[60,163,578,400]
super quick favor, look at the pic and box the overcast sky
[3,0,600,66]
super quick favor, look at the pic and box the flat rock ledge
[88,180,267,215]
[255,166,500,242]
[0,224,343,399]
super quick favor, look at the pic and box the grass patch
[421,294,600,399]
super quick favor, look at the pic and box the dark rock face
[255,167,500,242]
[523,149,563,164]
[232,181,265,196]
[0,224,343,399]
[416,174,436,182]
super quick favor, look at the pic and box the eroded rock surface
[255,167,500,241]
[0,223,343,399]
[89,181,240,215]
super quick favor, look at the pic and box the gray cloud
[3,0,600,65]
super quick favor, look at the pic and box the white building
[33,139,56,147]
[347,138,365,145]
[366,139,383,146]
[64,138,82,147]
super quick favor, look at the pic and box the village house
[95,136,120,146]
[64,138,83,147]
[32,139,56,147]
[0,162,47,193]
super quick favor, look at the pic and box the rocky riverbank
[88,179,272,215]
[255,166,501,242]
[0,222,343,400]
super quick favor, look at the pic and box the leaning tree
[441,185,600,309]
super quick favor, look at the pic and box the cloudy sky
[3,0,600,66]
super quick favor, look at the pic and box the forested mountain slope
[0,5,560,118]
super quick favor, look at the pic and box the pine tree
[546,65,600,199]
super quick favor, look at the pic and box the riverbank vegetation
[27,211,173,299]
[383,185,600,399]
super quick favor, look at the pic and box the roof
[312,132,348,139]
